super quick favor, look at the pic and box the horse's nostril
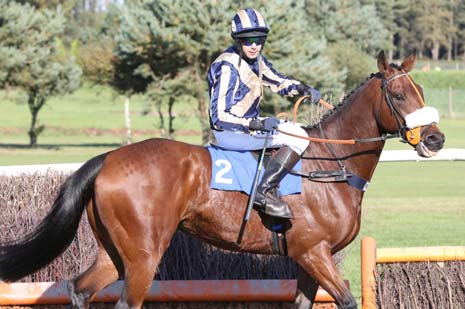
[426,134,439,143]
[425,133,445,151]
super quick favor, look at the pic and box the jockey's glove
[249,117,280,132]
[297,84,321,104]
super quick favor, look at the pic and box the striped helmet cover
[231,8,270,38]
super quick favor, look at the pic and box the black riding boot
[254,146,300,219]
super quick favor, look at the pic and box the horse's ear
[377,50,389,72]
[401,49,417,73]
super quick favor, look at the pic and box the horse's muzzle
[416,124,445,157]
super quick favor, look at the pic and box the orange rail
[0,279,337,305]
[360,236,465,309]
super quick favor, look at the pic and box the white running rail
[1,149,464,176]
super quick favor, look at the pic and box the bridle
[278,71,435,146]
[380,70,438,147]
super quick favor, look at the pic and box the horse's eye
[394,93,404,101]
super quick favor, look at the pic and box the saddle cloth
[207,145,302,196]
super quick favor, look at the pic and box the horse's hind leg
[68,244,119,308]
[292,243,357,309]
[67,200,122,308]
[114,215,179,309]
[115,257,158,309]
[98,194,180,309]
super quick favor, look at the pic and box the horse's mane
[304,72,383,130]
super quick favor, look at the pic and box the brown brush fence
[376,261,465,308]
[1,171,334,308]
[361,237,465,309]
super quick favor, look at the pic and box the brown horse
[0,51,444,308]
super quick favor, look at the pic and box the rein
[277,81,400,144]
[278,71,427,145]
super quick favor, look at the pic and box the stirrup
[254,194,294,219]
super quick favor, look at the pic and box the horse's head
[376,50,445,157]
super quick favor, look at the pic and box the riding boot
[254,146,300,219]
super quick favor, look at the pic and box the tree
[111,0,233,143]
[77,3,139,144]
[9,0,77,11]
[259,0,346,110]
[407,0,453,60]
[304,0,389,54]
[302,0,388,93]
[0,2,81,147]
[452,0,465,60]
[361,0,410,60]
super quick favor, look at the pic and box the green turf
[1,85,202,131]
[0,85,202,164]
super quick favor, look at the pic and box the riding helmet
[231,8,269,39]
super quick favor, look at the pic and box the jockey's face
[241,43,262,60]
[240,37,265,60]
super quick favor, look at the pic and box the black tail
[0,153,108,282]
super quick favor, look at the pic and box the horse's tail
[0,153,108,282]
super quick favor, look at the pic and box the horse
[0,51,444,308]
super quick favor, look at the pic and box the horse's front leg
[291,242,357,309]
[295,266,320,308]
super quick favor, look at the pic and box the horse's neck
[308,78,385,181]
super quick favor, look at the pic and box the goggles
[240,36,266,46]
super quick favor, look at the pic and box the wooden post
[361,237,377,309]
[448,87,454,119]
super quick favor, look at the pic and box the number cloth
[207,145,302,196]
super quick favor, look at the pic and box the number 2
[215,159,233,184]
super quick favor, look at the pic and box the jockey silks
[208,45,302,133]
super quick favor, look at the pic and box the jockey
[208,8,321,220]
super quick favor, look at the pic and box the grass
[1,85,200,131]
[1,84,464,305]
[0,85,203,164]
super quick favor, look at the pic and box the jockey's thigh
[213,121,309,154]
[272,121,309,154]
[213,130,267,151]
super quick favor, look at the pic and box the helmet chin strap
[233,40,243,67]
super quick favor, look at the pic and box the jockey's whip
[236,131,271,245]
